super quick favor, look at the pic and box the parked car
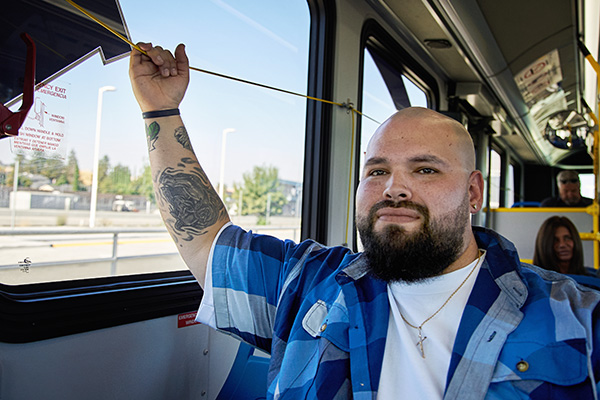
[112,199,137,212]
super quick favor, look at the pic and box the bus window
[580,173,595,199]
[507,163,515,208]
[489,149,501,208]
[359,47,428,169]
[355,37,432,250]
[0,0,309,285]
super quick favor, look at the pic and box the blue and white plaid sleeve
[196,222,233,328]
[207,224,318,351]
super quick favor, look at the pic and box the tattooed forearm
[157,160,226,241]
[178,157,196,168]
[174,126,192,151]
[145,121,160,152]
[145,123,191,153]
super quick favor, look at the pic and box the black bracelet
[142,108,180,119]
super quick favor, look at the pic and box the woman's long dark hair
[533,216,586,275]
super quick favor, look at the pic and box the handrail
[492,206,591,213]
[491,205,599,270]
[0,226,300,235]
[0,227,169,235]
[0,226,300,275]
[0,227,176,275]
[578,40,600,270]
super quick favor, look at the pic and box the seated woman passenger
[533,216,589,275]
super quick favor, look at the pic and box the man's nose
[383,175,411,200]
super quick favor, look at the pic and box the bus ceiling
[385,0,597,167]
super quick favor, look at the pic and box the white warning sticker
[514,49,563,105]
[11,81,70,160]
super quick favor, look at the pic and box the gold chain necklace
[399,250,483,359]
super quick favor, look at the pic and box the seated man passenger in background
[130,42,600,399]
[540,170,593,207]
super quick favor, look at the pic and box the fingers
[131,42,181,77]
[129,42,146,70]
[151,46,178,77]
[174,44,189,76]
[138,42,153,52]
[129,42,154,76]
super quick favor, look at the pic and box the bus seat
[567,274,600,291]
[511,201,541,208]
[216,342,269,400]
[585,267,598,277]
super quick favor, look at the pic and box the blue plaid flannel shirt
[209,225,600,399]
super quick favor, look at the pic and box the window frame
[0,271,202,343]
[352,19,439,249]
[301,0,337,244]
[1,0,323,343]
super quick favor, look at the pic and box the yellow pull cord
[64,1,341,104]
[187,65,343,107]
[344,109,357,246]
[64,0,382,118]
[65,0,381,246]
[65,0,142,53]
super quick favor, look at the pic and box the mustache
[369,200,429,217]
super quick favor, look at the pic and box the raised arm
[129,42,230,286]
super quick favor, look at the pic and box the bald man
[130,43,600,399]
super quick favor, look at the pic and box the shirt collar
[339,227,525,286]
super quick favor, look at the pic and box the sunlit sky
[2,0,311,187]
[2,0,429,191]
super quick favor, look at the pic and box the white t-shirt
[196,232,485,398]
[377,251,485,399]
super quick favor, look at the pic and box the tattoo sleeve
[174,126,192,151]
[145,121,160,152]
[146,123,192,152]
[156,157,226,242]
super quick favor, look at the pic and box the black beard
[357,199,468,283]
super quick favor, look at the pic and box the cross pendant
[416,327,427,358]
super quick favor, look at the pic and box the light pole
[89,86,116,228]
[266,192,272,225]
[218,128,236,200]
[10,156,20,228]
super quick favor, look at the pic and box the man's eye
[418,167,436,174]
[369,169,387,176]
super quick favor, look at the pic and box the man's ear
[468,171,484,213]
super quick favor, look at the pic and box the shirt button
[516,361,529,372]
[320,323,327,332]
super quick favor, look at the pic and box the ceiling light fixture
[424,39,452,49]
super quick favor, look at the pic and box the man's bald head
[368,107,476,172]
[356,106,484,280]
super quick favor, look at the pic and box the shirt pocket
[302,300,329,337]
[302,300,350,351]
[488,339,591,398]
